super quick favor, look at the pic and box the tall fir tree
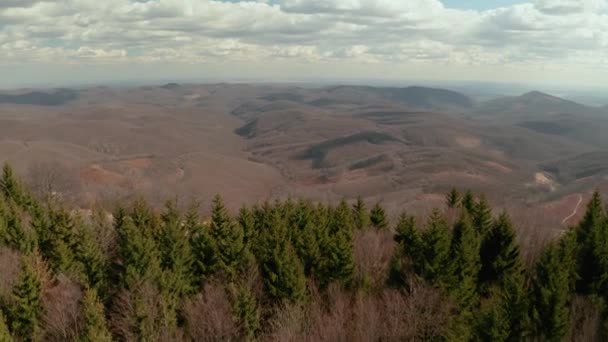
[446,188,461,209]
[449,212,481,309]
[208,195,250,280]
[80,288,112,342]
[258,210,306,302]
[479,212,524,290]
[0,164,26,207]
[317,203,355,288]
[419,210,452,289]
[352,196,371,230]
[0,311,12,342]
[115,216,161,289]
[233,286,260,340]
[158,201,194,298]
[369,201,388,230]
[74,224,108,294]
[8,255,43,342]
[390,213,421,287]
[575,191,608,295]
[461,190,475,213]
[472,196,493,238]
[531,240,573,341]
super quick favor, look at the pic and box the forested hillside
[0,163,607,341]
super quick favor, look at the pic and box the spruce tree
[419,210,452,288]
[369,201,388,230]
[352,196,371,230]
[74,224,108,294]
[0,311,12,342]
[208,195,250,279]
[479,212,524,290]
[0,164,25,206]
[390,213,421,287]
[472,196,493,238]
[115,216,161,289]
[159,201,193,297]
[8,255,43,342]
[258,211,305,302]
[237,205,257,246]
[233,286,260,340]
[531,241,572,341]
[80,288,112,342]
[446,188,461,209]
[449,212,481,309]
[575,191,608,295]
[461,190,475,213]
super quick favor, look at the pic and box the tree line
[0,163,607,341]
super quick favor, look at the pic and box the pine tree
[159,201,193,297]
[238,205,257,246]
[8,255,43,342]
[258,211,305,302]
[352,196,371,230]
[369,201,388,230]
[208,195,250,279]
[531,241,572,341]
[390,213,421,287]
[446,188,461,209]
[1,201,36,253]
[0,311,12,342]
[80,288,112,342]
[461,190,475,213]
[116,216,161,289]
[190,219,216,284]
[233,286,260,340]
[419,210,452,288]
[472,196,493,238]
[74,224,108,294]
[575,191,608,295]
[449,212,481,309]
[0,164,25,206]
[394,212,420,252]
[479,212,524,290]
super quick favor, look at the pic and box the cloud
[0,0,607,82]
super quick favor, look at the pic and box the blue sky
[0,0,607,88]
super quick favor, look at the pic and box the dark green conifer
[209,195,250,279]
[575,191,608,295]
[461,190,475,213]
[159,201,193,297]
[8,255,43,342]
[446,188,461,209]
[116,216,161,289]
[80,288,112,342]
[479,212,524,290]
[419,210,452,288]
[352,196,371,230]
[369,201,388,230]
[258,211,305,302]
[0,311,12,342]
[74,224,108,294]
[449,212,481,309]
[233,286,260,340]
[531,240,572,341]
[472,196,493,238]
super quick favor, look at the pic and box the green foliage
[233,286,260,340]
[369,201,388,230]
[531,239,573,341]
[446,188,461,209]
[472,196,493,238]
[208,195,251,280]
[80,288,112,342]
[258,211,306,302]
[8,255,43,342]
[317,204,355,288]
[575,191,608,296]
[74,224,108,294]
[158,201,194,298]
[0,201,36,253]
[419,210,452,289]
[461,190,475,213]
[389,213,421,287]
[449,212,481,309]
[479,212,524,290]
[352,196,371,230]
[0,164,26,207]
[0,311,12,342]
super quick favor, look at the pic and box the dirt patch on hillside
[455,136,481,148]
[121,157,153,170]
[81,164,125,185]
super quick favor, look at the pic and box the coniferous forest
[1,163,608,341]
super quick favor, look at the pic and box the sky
[0,0,607,88]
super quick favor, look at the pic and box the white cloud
[0,0,607,85]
